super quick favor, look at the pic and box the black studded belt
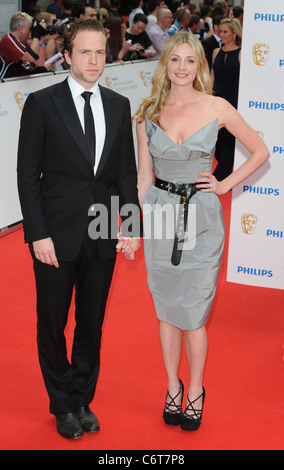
[154,177,201,266]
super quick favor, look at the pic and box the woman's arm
[136,119,154,206]
[196,98,270,194]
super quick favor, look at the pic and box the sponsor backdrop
[0,60,157,231]
[227,0,284,289]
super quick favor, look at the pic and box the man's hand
[32,19,46,40]
[32,237,59,268]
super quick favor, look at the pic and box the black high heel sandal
[163,378,184,426]
[180,387,206,431]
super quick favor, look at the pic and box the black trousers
[32,234,116,415]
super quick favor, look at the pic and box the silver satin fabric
[143,118,225,331]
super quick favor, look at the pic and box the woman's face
[219,24,235,45]
[166,43,198,87]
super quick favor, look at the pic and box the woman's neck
[167,84,199,106]
[222,42,239,51]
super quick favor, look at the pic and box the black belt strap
[154,177,201,266]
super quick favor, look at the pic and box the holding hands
[116,234,140,260]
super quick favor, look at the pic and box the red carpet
[0,191,283,450]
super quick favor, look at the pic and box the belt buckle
[167,181,179,198]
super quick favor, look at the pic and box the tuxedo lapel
[50,78,93,168]
[95,85,116,178]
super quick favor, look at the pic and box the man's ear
[64,50,71,65]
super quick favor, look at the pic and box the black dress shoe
[163,378,184,426]
[56,412,84,440]
[76,406,100,433]
[180,387,206,431]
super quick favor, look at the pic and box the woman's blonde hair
[220,18,242,46]
[133,31,212,126]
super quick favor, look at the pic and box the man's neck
[157,22,166,31]
[68,73,99,92]
[10,30,22,42]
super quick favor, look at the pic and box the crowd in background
[0,0,243,79]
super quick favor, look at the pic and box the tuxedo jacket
[202,35,220,70]
[17,78,141,261]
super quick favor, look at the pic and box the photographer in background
[38,12,65,71]
[125,13,156,60]
[0,11,49,79]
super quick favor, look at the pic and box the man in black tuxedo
[202,15,224,71]
[17,19,141,439]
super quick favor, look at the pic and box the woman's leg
[184,325,208,413]
[159,321,183,402]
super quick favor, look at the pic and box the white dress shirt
[67,74,106,175]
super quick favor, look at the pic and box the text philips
[249,101,284,112]
[254,13,284,22]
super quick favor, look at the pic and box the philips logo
[243,185,279,196]
[273,146,284,155]
[249,101,284,111]
[254,13,284,22]
[266,229,284,238]
[237,266,273,277]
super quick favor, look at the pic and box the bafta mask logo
[14,91,24,111]
[241,213,258,235]
[140,70,152,87]
[252,43,270,66]
[257,130,264,139]
[104,76,113,90]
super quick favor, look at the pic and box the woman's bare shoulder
[200,94,239,129]
[204,94,235,116]
[205,94,231,107]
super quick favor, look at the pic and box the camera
[32,17,75,36]
[46,17,76,35]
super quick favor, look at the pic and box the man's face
[131,20,146,35]
[19,21,32,42]
[191,20,201,33]
[83,7,97,19]
[65,30,106,89]
[213,24,221,37]
[160,10,173,29]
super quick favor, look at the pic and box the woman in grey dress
[121,32,269,430]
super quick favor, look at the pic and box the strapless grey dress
[143,118,225,331]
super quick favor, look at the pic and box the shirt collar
[213,33,222,44]
[68,74,100,100]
